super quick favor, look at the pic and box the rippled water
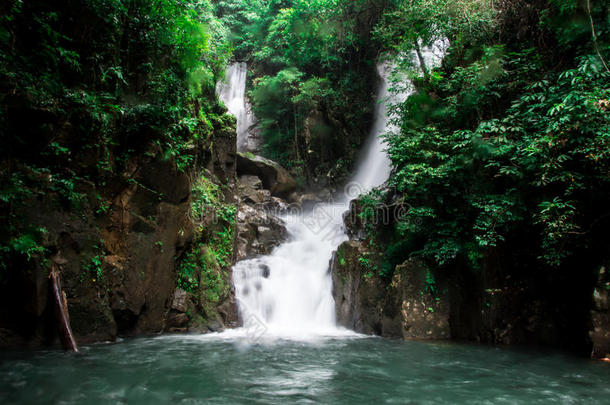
[1,333,608,404]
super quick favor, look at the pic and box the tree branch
[586,0,610,73]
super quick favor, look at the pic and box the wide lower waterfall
[216,62,256,152]
[232,203,348,337]
[232,43,446,339]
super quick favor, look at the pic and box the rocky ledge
[235,173,288,261]
[331,240,450,339]
[591,266,610,359]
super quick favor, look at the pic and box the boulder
[331,241,387,335]
[240,174,263,190]
[265,196,290,214]
[591,266,610,359]
[297,193,322,210]
[235,203,286,260]
[171,289,188,313]
[236,153,297,197]
[331,241,450,340]
[238,175,271,205]
[235,172,288,261]
[390,259,450,339]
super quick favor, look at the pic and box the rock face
[591,266,610,359]
[238,175,270,205]
[100,156,194,338]
[236,153,297,198]
[333,197,596,352]
[162,117,239,335]
[446,247,596,350]
[165,288,229,334]
[0,116,238,347]
[166,289,190,332]
[235,174,287,261]
[332,219,598,353]
[331,241,386,334]
[235,204,287,261]
[0,155,195,345]
[390,260,450,339]
[331,241,450,339]
[330,234,594,349]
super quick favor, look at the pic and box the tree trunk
[586,0,610,73]
[50,261,79,352]
[293,103,301,161]
[414,40,429,81]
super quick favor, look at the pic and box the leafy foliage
[0,0,232,277]
[177,173,236,311]
[217,0,385,181]
[378,0,610,273]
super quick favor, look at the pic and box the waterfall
[350,38,448,191]
[231,64,397,339]
[231,42,446,340]
[216,62,257,152]
[349,63,401,190]
[232,202,348,337]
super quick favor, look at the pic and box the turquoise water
[0,334,608,404]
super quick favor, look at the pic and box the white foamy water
[232,202,350,339]
[230,42,446,341]
[216,62,257,152]
[350,62,401,190]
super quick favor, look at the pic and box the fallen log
[49,255,79,352]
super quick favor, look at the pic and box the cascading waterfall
[349,62,404,190]
[230,64,397,338]
[231,42,447,339]
[232,202,348,337]
[216,62,256,152]
[350,39,448,191]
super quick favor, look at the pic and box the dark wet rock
[167,313,188,329]
[260,264,270,278]
[171,289,188,313]
[238,175,271,205]
[235,183,287,261]
[296,193,322,210]
[330,240,388,335]
[0,117,239,347]
[236,153,297,198]
[591,266,610,359]
[207,318,225,333]
[257,226,277,246]
[165,287,234,334]
[389,260,450,339]
[265,197,293,216]
[331,241,450,339]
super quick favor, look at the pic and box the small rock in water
[242,287,249,296]
[260,264,270,278]
[255,281,262,291]
[207,319,225,333]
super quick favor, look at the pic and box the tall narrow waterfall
[217,62,256,152]
[232,43,446,339]
[350,63,403,190]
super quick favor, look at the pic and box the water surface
[1,334,608,404]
